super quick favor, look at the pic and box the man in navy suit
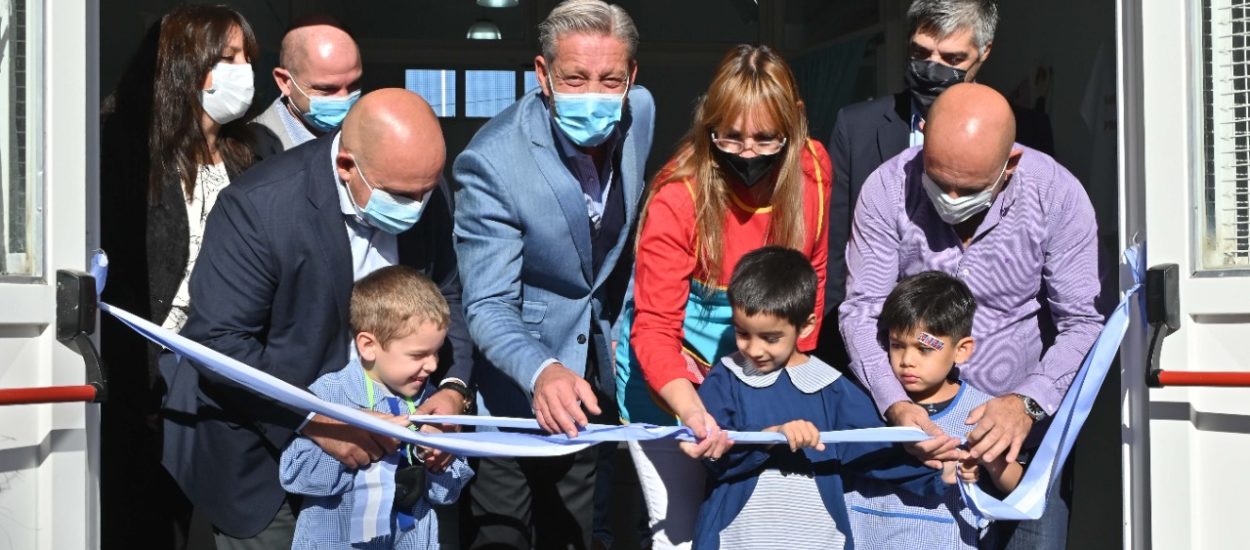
[451,1,653,547]
[819,0,1054,367]
[161,89,474,549]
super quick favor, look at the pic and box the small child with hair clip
[845,270,1022,550]
[692,247,954,550]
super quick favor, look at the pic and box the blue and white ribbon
[958,244,1144,521]
[90,246,1145,523]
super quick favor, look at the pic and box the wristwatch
[1015,393,1046,422]
[438,378,475,414]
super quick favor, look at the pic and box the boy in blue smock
[846,271,1022,549]
[692,247,954,550]
[280,266,473,549]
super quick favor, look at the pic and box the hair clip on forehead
[917,332,944,350]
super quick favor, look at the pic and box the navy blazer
[820,92,1055,363]
[452,87,654,419]
[159,134,473,538]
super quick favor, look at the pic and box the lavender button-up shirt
[839,145,1103,416]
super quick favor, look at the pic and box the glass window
[465,70,515,118]
[405,69,457,118]
[1197,0,1250,271]
[524,70,540,95]
[1,0,43,279]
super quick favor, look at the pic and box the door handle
[0,270,108,405]
[1145,263,1250,388]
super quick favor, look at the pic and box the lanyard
[364,376,417,415]
[364,376,421,465]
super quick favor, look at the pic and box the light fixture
[477,0,519,6]
[466,18,502,40]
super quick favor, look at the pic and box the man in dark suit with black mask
[819,0,1054,368]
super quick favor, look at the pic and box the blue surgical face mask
[348,154,431,234]
[921,159,1008,225]
[547,76,628,147]
[289,75,360,132]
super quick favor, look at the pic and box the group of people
[98,0,1103,549]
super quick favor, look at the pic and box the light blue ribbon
[89,246,1144,522]
[958,244,1144,521]
[97,285,929,456]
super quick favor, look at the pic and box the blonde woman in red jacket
[614,44,833,548]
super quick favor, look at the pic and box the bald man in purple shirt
[840,83,1102,549]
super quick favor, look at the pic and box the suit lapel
[306,136,353,324]
[876,92,911,164]
[525,97,594,284]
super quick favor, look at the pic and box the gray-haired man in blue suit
[451,0,653,547]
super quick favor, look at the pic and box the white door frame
[0,0,99,548]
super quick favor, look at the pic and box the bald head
[280,19,359,75]
[338,89,445,201]
[923,83,1018,195]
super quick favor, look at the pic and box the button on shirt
[839,145,1103,416]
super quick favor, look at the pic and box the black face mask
[713,147,782,187]
[905,60,968,117]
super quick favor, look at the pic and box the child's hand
[958,458,979,483]
[418,423,455,473]
[941,460,958,485]
[770,420,825,452]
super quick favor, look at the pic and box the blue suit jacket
[452,87,654,419]
[159,134,473,538]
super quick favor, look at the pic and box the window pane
[405,69,457,118]
[524,70,539,95]
[1198,0,1250,271]
[1,0,43,279]
[465,70,515,118]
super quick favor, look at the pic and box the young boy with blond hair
[280,265,473,549]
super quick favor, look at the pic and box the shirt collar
[719,352,842,394]
[277,96,318,145]
[340,358,379,408]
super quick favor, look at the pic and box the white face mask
[921,160,1008,225]
[200,62,254,124]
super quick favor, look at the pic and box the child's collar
[720,352,841,394]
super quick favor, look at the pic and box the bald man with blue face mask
[249,17,363,160]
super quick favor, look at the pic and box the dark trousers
[467,336,610,550]
[467,448,599,549]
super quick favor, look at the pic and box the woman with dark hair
[97,5,258,549]
[613,44,833,548]
[148,4,260,332]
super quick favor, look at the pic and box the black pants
[467,447,599,549]
[467,342,608,550]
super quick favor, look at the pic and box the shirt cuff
[529,358,561,393]
[440,377,468,389]
[868,374,912,418]
[295,411,316,435]
[1012,375,1062,416]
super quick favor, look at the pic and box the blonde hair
[638,45,809,283]
[350,265,450,347]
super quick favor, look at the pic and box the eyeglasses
[710,133,788,156]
